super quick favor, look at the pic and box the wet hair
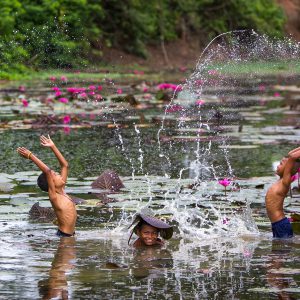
[37,173,48,192]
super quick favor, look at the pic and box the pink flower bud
[22,99,29,107]
[63,115,71,124]
[59,98,69,104]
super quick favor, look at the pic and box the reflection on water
[266,240,299,300]
[0,72,300,297]
[38,237,76,300]
[132,247,173,280]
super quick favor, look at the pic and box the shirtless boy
[265,146,300,238]
[17,135,77,237]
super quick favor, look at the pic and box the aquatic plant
[218,178,231,196]
[21,99,28,107]
[63,115,71,124]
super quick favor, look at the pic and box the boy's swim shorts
[272,217,293,238]
[56,228,75,237]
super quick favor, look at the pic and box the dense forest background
[0,0,295,78]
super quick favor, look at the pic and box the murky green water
[1,77,300,299]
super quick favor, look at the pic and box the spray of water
[112,31,300,240]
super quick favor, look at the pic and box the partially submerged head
[128,213,173,246]
[276,157,300,177]
[37,171,65,192]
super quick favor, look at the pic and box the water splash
[112,31,300,239]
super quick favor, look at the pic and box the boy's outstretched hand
[17,147,32,159]
[40,135,54,148]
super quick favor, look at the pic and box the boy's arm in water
[40,135,69,183]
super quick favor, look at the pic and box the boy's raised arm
[17,147,50,173]
[282,147,300,186]
[40,135,69,183]
[288,146,300,156]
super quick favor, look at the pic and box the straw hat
[128,213,173,244]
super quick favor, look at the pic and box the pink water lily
[97,85,103,91]
[78,92,87,98]
[61,76,67,82]
[133,70,144,75]
[63,115,71,124]
[52,87,60,92]
[117,88,123,94]
[258,84,266,91]
[218,178,231,196]
[67,87,79,94]
[89,85,96,91]
[63,126,71,134]
[22,99,29,107]
[274,92,280,97]
[219,178,231,187]
[49,76,56,81]
[19,85,26,92]
[165,104,184,113]
[59,98,69,104]
[55,91,62,97]
[243,250,251,258]
[157,83,182,92]
[208,69,218,76]
[94,94,103,100]
[196,99,205,106]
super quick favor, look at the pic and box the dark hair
[37,173,48,192]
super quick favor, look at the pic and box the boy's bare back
[265,175,289,223]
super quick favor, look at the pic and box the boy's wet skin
[17,135,77,236]
[265,146,300,238]
[133,224,164,247]
[128,213,173,248]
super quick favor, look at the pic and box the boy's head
[135,221,159,246]
[276,157,300,177]
[37,173,48,192]
[128,213,173,246]
[37,171,65,192]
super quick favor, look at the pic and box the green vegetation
[0,0,286,79]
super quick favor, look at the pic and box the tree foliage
[0,0,285,77]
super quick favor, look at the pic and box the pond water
[1,31,300,298]
[1,79,300,299]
